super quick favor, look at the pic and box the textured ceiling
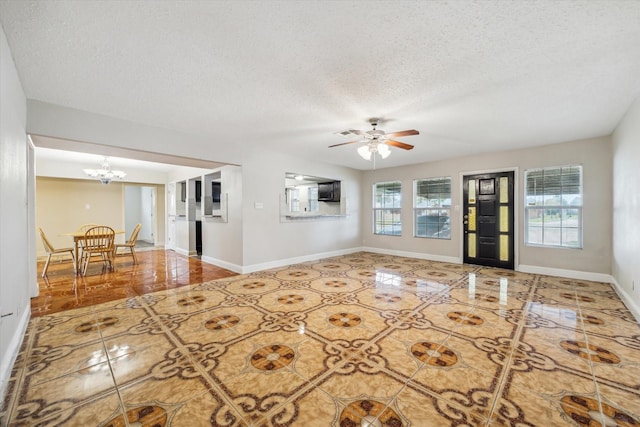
[2,0,640,170]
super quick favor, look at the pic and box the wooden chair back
[38,227,55,253]
[83,226,115,252]
[77,223,98,234]
[127,223,142,245]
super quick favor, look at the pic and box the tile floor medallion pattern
[2,252,640,426]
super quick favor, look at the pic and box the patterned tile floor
[2,252,640,426]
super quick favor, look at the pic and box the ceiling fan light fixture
[330,118,418,162]
[377,143,391,159]
[357,145,372,160]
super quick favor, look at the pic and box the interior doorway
[124,185,156,247]
[462,171,515,269]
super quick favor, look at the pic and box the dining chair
[114,223,142,265]
[77,223,99,233]
[80,226,116,275]
[76,223,99,257]
[38,227,76,277]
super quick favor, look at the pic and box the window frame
[308,186,319,213]
[413,177,451,240]
[524,165,583,249]
[286,188,300,212]
[373,181,402,236]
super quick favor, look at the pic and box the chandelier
[357,141,391,160]
[83,157,126,184]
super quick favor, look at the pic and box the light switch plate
[254,202,264,209]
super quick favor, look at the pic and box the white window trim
[413,177,451,240]
[524,165,583,249]
[373,181,402,236]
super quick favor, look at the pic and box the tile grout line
[374,279,482,425]
[248,267,455,425]
[575,285,609,427]
[2,317,38,425]
[19,253,639,425]
[137,293,252,426]
[377,339,454,426]
[483,273,539,426]
[97,297,136,427]
[9,312,122,425]
[371,268,489,424]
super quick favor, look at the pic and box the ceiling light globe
[357,145,372,160]
[378,144,391,159]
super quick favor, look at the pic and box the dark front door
[463,172,514,269]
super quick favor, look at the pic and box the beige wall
[241,148,363,269]
[612,96,640,311]
[362,136,612,275]
[35,177,165,256]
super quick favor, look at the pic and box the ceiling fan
[329,118,419,160]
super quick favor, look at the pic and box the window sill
[284,214,347,221]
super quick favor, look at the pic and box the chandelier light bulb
[83,157,126,184]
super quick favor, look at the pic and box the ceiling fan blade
[349,129,365,136]
[386,139,414,150]
[386,129,419,138]
[328,140,361,148]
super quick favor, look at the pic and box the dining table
[62,229,125,274]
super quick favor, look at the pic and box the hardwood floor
[33,249,238,317]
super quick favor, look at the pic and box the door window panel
[468,179,476,202]
[500,235,509,261]
[499,206,509,232]
[468,233,476,258]
[499,176,509,203]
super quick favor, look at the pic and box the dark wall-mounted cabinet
[212,182,221,203]
[180,181,187,202]
[195,180,201,203]
[318,181,341,202]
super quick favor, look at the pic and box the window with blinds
[525,165,582,248]
[414,177,451,239]
[287,188,300,212]
[373,181,402,236]
[308,187,319,212]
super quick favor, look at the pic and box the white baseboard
[198,248,640,324]
[200,256,243,274]
[173,247,197,257]
[240,247,363,274]
[131,246,162,253]
[0,306,30,402]
[610,277,640,323]
[517,264,612,283]
[361,246,460,264]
